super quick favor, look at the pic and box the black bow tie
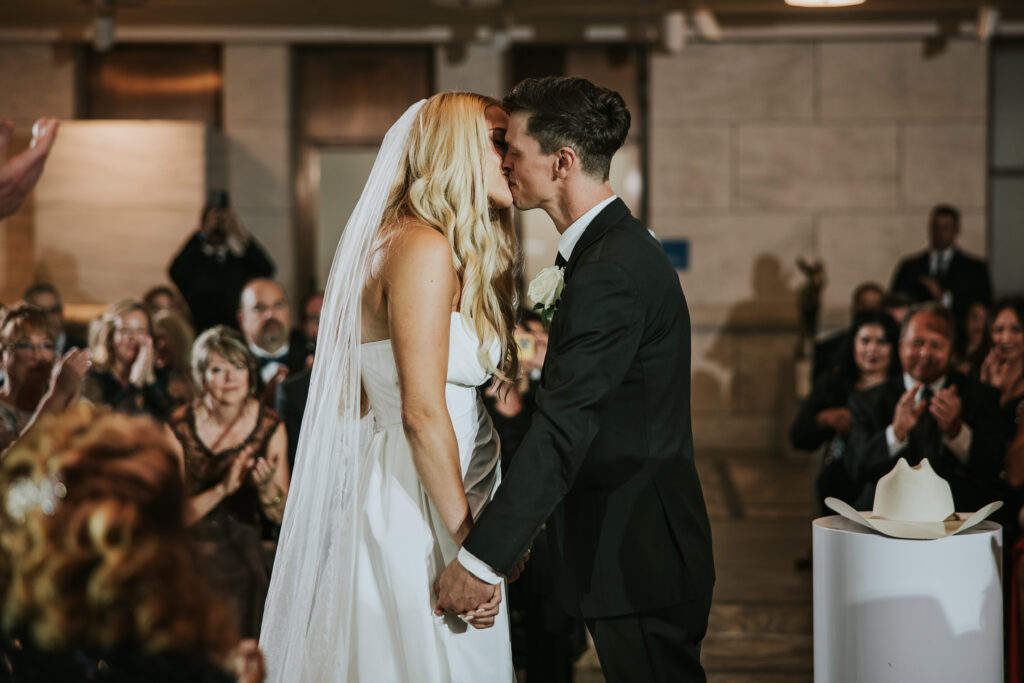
[258,353,289,367]
[555,252,568,268]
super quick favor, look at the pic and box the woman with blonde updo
[0,405,265,682]
[260,93,519,681]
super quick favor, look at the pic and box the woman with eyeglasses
[0,303,90,452]
[82,300,171,420]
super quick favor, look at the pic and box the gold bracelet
[261,488,283,507]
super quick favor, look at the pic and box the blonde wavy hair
[379,91,520,383]
[0,404,236,658]
[89,299,153,373]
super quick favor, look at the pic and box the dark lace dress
[169,402,282,638]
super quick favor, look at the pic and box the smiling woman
[166,325,289,639]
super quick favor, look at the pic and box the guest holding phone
[168,325,288,638]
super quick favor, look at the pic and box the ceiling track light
[784,0,866,7]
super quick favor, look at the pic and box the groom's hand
[433,558,500,621]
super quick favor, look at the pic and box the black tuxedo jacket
[847,371,1002,511]
[275,367,311,471]
[463,199,714,619]
[889,248,992,322]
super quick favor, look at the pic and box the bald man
[237,278,308,406]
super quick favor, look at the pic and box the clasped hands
[432,548,530,630]
[892,382,963,442]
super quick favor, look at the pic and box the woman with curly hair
[0,404,264,682]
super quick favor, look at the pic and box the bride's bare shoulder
[381,219,454,277]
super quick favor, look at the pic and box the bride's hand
[461,583,502,630]
[507,546,531,584]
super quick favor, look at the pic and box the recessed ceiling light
[785,0,866,7]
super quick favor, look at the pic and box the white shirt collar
[557,195,618,263]
[903,372,946,398]
[249,341,289,361]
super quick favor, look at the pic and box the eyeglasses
[4,341,57,355]
[114,327,149,338]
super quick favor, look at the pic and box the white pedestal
[813,515,1003,683]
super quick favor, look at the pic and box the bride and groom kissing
[260,76,715,683]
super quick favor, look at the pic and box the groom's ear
[552,147,578,179]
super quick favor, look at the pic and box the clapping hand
[49,347,91,408]
[229,639,266,683]
[929,385,964,439]
[815,407,852,436]
[892,383,928,441]
[251,452,278,490]
[128,335,156,387]
[980,349,1013,390]
[221,449,255,497]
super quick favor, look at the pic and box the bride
[259,92,520,681]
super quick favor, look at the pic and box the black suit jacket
[275,367,311,471]
[463,199,715,619]
[889,248,992,323]
[847,371,1002,511]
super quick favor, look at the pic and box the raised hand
[980,349,1012,390]
[250,452,277,490]
[929,385,964,439]
[229,639,266,683]
[49,347,92,408]
[221,450,255,497]
[892,383,927,442]
[0,117,59,219]
[128,334,155,387]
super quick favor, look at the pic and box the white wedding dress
[344,311,514,682]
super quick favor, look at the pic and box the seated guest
[152,309,196,407]
[169,190,275,333]
[168,326,289,639]
[22,282,87,354]
[83,301,171,421]
[978,297,1024,443]
[790,310,901,507]
[237,278,307,406]
[812,282,885,382]
[0,404,265,682]
[143,283,192,323]
[0,304,90,452]
[954,300,990,374]
[848,302,1003,512]
[889,204,993,329]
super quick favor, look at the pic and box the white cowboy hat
[825,458,1002,540]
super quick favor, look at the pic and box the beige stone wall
[649,40,988,451]
[222,44,295,302]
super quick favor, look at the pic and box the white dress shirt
[885,373,972,464]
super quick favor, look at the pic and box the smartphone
[515,331,535,362]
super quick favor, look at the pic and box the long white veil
[259,100,426,681]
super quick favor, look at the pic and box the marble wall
[649,40,988,450]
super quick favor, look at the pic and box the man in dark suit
[847,302,1002,511]
[237,278,308,407]
[889,204,993,328]
[435,77,715,683]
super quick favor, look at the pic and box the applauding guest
[848,302,1003,511]
[0,304,90,452]
[83,300,171,420]
[168,326,288,638]
[978,297,1024,443]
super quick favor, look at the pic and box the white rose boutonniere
[528,266,565,328]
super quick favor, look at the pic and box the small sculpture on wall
[796,256,826,360]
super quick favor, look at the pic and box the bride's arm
[386,224,473,545]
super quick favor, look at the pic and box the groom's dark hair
[503,76,630,182]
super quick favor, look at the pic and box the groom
[435,76,715,682]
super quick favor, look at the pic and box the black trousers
[586,596,711,683]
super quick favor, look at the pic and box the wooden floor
[572,449,815,683]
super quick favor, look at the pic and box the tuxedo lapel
[563,198,631,282]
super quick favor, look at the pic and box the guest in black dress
[978,297,1024,444]
[790,309,901,507]
[169,326,289,638]
[82,300,171,420]
[0,405,265,682]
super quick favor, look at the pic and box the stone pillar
[222,44,295,300]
